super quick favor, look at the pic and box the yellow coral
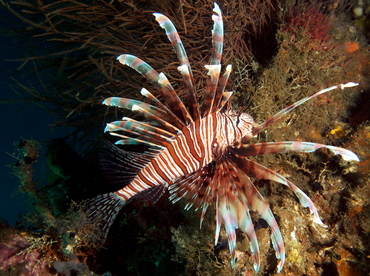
[330,126,345,138]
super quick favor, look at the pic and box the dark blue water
[0,7,67,225]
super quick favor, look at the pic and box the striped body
[85,3,359,273]
[114,111,254,201]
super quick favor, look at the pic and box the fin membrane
[82,192,126,243]
[99,141,154,187]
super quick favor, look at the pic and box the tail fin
[82,192,126,243]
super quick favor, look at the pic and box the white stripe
[176,134,199,172]
[143,163,167,184]
[155,152,177,179]
[188,125,202,158]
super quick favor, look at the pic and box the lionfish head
[235,113,255,139]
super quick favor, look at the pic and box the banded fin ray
[239,173,285,273]
[219,91,233,110]
[154,13,200,121]
[130,103,182,134]
[103,97,175,129]
[140,87,184,128]
[105,120,174,148]
[106,117,175,139]
[232,141,360,162]
[169,162,215,226]
[117,54,192,125]
[213,157,284,272]
[202,3,224,116]
[242,82,359,142]
[103,96,181,134]
[212,64,232,112]
[169,156,285,273]
[110,133,165,150]
[230,154,326,225]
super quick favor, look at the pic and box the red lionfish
[87,2,359,273]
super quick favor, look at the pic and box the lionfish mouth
[82,2,359,273]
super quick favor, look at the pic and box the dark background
[0,7,67,225]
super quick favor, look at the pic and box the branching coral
[0,233,57,275]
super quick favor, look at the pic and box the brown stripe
[149,159,171,183]
[136,170,157,189]
[184,122,203,162]
[177,132,199,171]
[166,142,188,174]
[115,191,129,201]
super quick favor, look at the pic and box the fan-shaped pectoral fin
[217,196,238,268]
[237,201,261,272]
[231,154,326,226]
[240,174,286,272]
[213,159,264,272]
[169,164,215,229]
[232,141,359,162]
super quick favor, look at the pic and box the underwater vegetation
[2,0,280,145]
[1,0,369,275]
[81,2,359,274]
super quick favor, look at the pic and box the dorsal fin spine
[154,13,200,121]
[108,126,169,148]
[131,104,182,134]
[219,91,233,109]
[110,133,165,149]
[202,3,224,116]
[140,88,184,128]
[103,97,168,121]
[119,117,175,139]
[103,96,180,134]
[105,121,174,143]
[213,64,232,112]
[117,54,191,125]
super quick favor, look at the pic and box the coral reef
[1,141,111,275]
[0,229,108,275]
[0,232,55,276]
